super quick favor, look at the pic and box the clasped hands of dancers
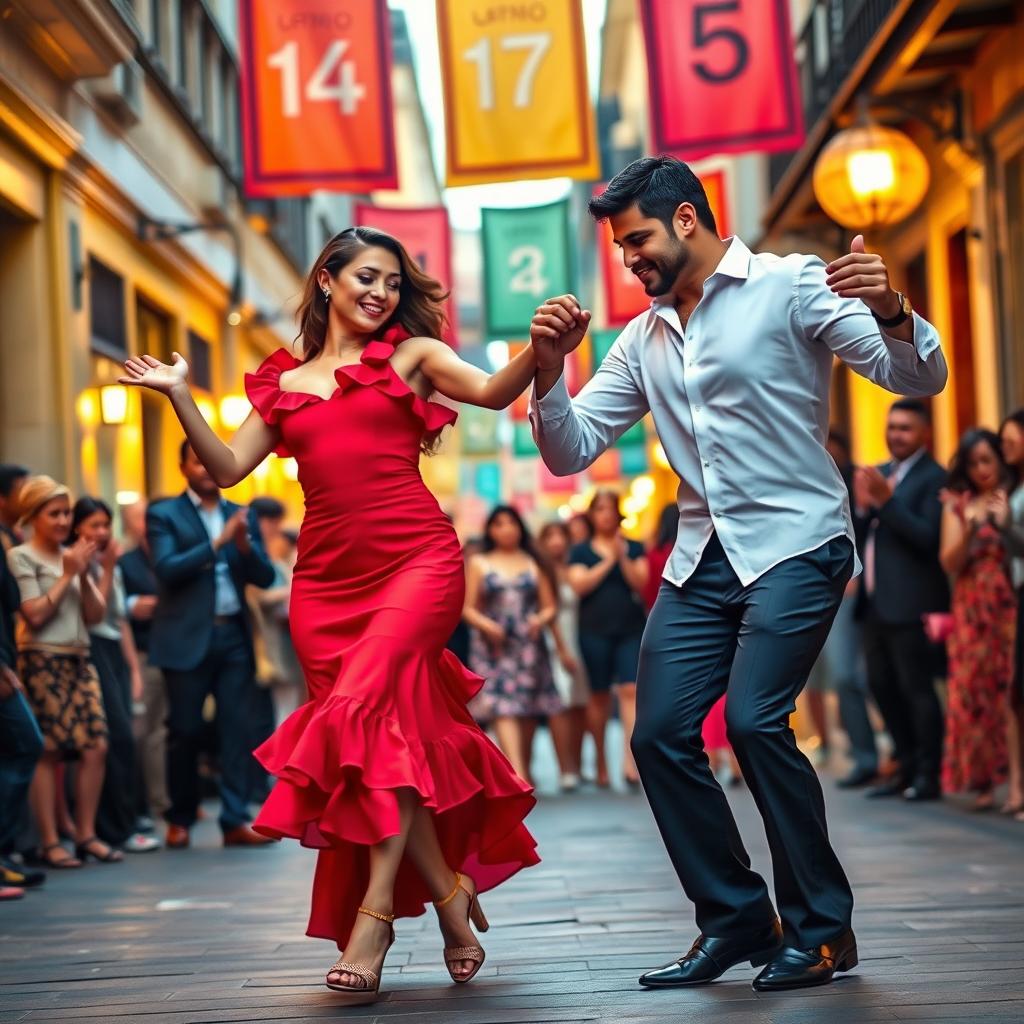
[120,157,947,1002]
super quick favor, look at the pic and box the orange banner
[240,0,397,196]
[595,169,731,327]
[354,204,458,347]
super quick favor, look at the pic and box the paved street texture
[2,758,1024,1024]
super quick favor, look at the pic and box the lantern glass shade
[813,123,930,230]
[99,385,128,425]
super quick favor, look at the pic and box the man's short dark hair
[588,156,718,234]
[0,464,29,499]
[889,398,931,424]
[250,496,286,521]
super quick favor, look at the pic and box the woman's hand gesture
[62,538,96,579]
[119,353,190,396]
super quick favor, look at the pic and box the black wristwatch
[872,292,912,329]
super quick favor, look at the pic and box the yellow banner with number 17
[437,0,599,186]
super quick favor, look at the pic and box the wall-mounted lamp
[137,214,244,325]
[99,384,129,425]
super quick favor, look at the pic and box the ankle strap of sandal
[357,905,395,924]
[434,871,465,909]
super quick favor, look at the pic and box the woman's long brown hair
[295,227,451,452]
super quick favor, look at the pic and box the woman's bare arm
[120,354,279,487]
[414,338,538,411]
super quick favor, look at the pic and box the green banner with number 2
[482,200,572,338]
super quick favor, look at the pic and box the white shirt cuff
[882,312,940,367]
[528,370,572,438]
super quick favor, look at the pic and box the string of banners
[238,0,804,195]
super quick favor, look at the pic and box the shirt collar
[186,488,220,512]
[894,447,927,472]
[649,236,751,321]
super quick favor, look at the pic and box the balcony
[769,0,899,193]
[1,0,137,82]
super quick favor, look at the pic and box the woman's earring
[322,288,331,302]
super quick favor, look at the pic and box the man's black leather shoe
[865,779,905,798]
[752,928,858,991]
[903,781,941,801]
[836,767,877,789]
[639,920,783,987]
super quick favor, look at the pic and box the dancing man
[528,156,947,992]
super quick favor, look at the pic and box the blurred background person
[999,409,1024,819]
[0,465,29,552]
[538,521,590,792]
[0,501,44,894]
[939,429,1017,810]
[464,505,564,786]
[645,502,739,785]
[567,512,593,547]
[72,498,158,854]
[569,490,648,789]
[119,498,168,830]
[7,476,118,867]
[855,399,948,802]
[147,442,276,849]
[247,497,304,725]
[805,431,879,787]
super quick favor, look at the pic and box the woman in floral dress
[465,506,563,785]
[939,428,1017,808]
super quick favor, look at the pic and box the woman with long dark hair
[119,226,540,1003]
[569,489,648,788]
[464,506,563,784]
[71,498,157,855]
[939,428,1017,809]
[998,409,1024,819]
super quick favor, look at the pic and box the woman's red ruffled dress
[245,329,538,949]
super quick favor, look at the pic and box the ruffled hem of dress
[252,646,534,850]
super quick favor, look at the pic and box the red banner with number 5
[641,0,804,160]
[239,0,397,196]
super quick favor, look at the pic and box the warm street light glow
[77,390,100,428]
[194,395,218,426]
[116,490,140,505]
[219,394,250,429]
[99,384,129,425]
[226,310,243,327]
[813,121,929,230]
[651,441,671,471]
[282,457,299,481]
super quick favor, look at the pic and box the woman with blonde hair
[119,226,540,1003]
[6,476,117,867]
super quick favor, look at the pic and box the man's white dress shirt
[186,489,242,616]
[529,237,948,588]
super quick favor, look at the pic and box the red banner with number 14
[239,0,397,196]
[641,0,804,161]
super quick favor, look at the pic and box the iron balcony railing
[768,0,899,192]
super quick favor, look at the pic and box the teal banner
[482,201,572,338]
[475,462,502,504]
[513,422,536,458]
[459,405,501,455]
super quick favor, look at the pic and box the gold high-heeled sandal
[434,871,488,983]
[325,905,395,1003]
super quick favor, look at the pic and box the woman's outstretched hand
[119,353,190,395]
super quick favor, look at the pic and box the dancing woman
[120,227,540,1004]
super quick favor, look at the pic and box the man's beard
[638,240,688,296]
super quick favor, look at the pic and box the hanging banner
[540,461,580,494]
[595,168,732,326]
[239,0,397,196]
[437,0,599,186]
[616,421,647,449]
[589,449,621,482]
[460,405,501,455]
[513,422,537,458]
[354,204,459,346]
[641,0,804,161]
[591,328,619,369]
[475,461,503,504]
[482,201,572,338]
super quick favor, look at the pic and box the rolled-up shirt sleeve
[796,257,947,397]
[528,333,650,476]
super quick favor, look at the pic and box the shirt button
[713,511,722,518]
[703,460,710,468]
[694,405,702,413]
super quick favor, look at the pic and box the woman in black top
[568,490,648,788]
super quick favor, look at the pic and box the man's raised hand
[530,294,592,370]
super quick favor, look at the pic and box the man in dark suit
[119,499,168,826]
[854,398,949,801]
[148,441,276,848]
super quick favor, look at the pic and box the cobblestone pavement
[3,747,1024,1023]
